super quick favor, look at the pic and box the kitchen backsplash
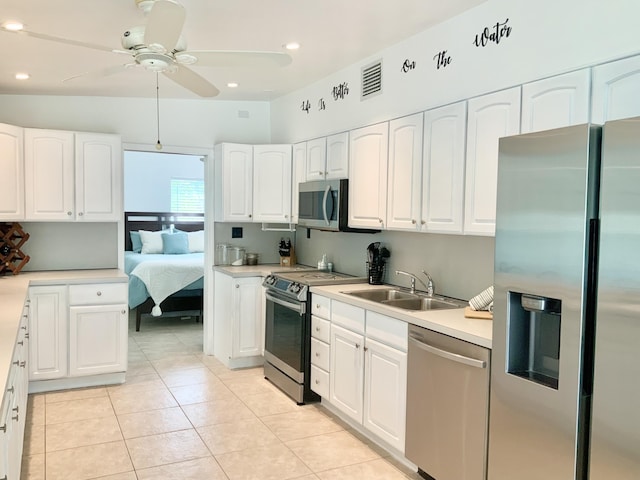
[295,227,494,301]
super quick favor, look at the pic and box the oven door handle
[265,292,306,316]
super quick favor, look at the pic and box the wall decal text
[301,99,311,114]
[332,82,349,101]
[401,59,417,73]
[318,98,326,111]
[433,50,452,69]
[473,18,512,47]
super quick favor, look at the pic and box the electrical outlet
[232,227,243,238]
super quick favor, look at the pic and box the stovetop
[263,269,367,301]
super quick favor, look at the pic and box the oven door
[264,290,307,382]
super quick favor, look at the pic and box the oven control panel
[263,275,309,301]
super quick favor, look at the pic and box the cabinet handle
[235,284,240,288]
[121,310,126,314]
[421,220,426,225]
[67,211,72,216]
[12,406,18,414]
[17,341,23,346]
[411,219,416,225]
[12,361,18,366]
[25,333,29,339]
[284,214,288,219]
[6,387,13,394]
[79,212,84,216]
[364,346,368,352]
[97,291,102,296]
[315,352,320,357]
[378,218,383,224]
[248,214,252,218]
[20,361,26,368]
[355,343,360,349]
[0,424,6,432]
[316,304,320,309]
[315,327,320,332]
[315,379,320,385]
[11,414,18,422]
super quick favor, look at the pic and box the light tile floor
[21,313,420,480]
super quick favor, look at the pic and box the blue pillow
[162,232,189,254]
[130,231,142,253]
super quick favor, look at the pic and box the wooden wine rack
[0,222,30,275]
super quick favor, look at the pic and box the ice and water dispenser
[507,292,562,389]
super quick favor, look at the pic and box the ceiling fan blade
[182,50,292,68]
[144,0,186,53]
[163,66,219,97]
[63,64,139,83]
[5,28,122,54]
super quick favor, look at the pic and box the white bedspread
[130,255,204,316]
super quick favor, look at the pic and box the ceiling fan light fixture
[227,82,238,88]
[285,42,300,50]
[148,42,167,54]
[2,21,24,31]
[174,52,197,65]
[15,72,30,80]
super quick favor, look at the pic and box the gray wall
[295,227,494,301]
[213,223,296,265]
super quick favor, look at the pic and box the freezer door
[489,124,601,480]
[590,117,640,479]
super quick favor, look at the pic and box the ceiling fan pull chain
[156,72,162,150]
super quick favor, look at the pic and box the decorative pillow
[130,231,142,253]
[187,230,205,253]
[162,232,189,254]
[139,230,164,254]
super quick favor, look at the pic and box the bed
[124,211,205,331]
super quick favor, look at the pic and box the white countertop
[214,264,316,277]
[0,269,128,400]
[310,283,492,349]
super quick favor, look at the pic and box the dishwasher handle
[409,334,486,369]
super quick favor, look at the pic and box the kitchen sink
[345,289,416,302]
[343,288,466,311]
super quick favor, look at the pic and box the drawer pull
[315,352,320,357]
[12,361,18,366]
[315,379,320,385]
[6,387,14,394]
[17,341,23,346]
[97,291,102,296]
[25,333,29,339]
[315,327,320,331]
[0,424,6,432]
[12,414,18,422]
[20,361,26,368]
[12,406,18,414]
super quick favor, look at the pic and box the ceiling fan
[4,0,292,97]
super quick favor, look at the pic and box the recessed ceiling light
[227,82,238,88]
[285,42,300,50]
[15,73,30,80]
[2,21,24,31]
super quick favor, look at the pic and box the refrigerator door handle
[409,335,486,369]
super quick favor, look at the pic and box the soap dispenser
[318,254,328,271]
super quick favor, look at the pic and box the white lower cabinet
[1,301,29,480]
[29,281,128,390]
[325,300,408,453]
[213,271,264,368]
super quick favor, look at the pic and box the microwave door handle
[322,185,331,226]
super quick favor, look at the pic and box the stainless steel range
[263,269,366,404]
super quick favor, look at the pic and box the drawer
[69,283,128,305]
[311,316,330,343]
[310,364,329,398]
[311,294,331,319]
[366,310,408,351]
[311,337,330,371]
[332,300,365,334]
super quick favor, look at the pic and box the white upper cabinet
[386,113,424,231]
[305,137,327,181]
[325,131,349,179]
[305,132,349,181]
[24,129,75,221]
[291,142,307,224]
[252,144,292,223]
[348,122,389,229]
[521,69,591,133]
[74,133,122,221]
[0,123,24,221]
[422,102,467,234]
[592,55,640,124]
[464,87,521,236]
[214,143,253,222]
[24,129,121,222]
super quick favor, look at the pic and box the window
[170,178,204,213]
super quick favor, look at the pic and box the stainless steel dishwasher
[405,324,490,480]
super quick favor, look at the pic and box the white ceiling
[0,0,485,101]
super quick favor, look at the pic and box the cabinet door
[422,102,466,234]
[75,133,122,221]
[330,324,364,423]
[24,129,75,221]
[215,143,253,222]
[232,276,263,358]
[326,131,349,179]
[253,144,292,223]
[348,122,389,229]
[29,285,68,380]
[464,87,521,236]
[0,123,24,221]
[364,337,407,452]
[387,113,423,231]
[592,55,640,124]
[521,69,591,133]
[69,304,128,376]
[305,137,327,181]
[291,142,307,223]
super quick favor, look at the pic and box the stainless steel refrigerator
[488,118,640,479]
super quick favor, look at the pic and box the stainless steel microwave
[297,179,349,231]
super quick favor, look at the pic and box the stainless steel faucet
[421,270,435,296]
[396,270,431,294]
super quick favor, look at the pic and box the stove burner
[298,272,341,279]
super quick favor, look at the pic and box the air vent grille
[361,60,382,100]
